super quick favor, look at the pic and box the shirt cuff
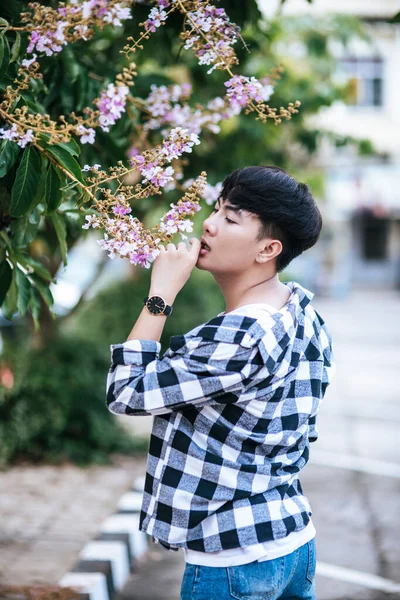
[110,339,162,366]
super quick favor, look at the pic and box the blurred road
[117,287,400,600]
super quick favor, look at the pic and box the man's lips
[199,239,211,256]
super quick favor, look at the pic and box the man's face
[196,196,270,274]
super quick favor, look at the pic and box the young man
[106,165,336,600]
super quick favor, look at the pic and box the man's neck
[214,272,290,314]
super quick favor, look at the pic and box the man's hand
[149,238,201,303]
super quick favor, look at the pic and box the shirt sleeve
[106,314,269,416]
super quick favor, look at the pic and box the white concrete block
[59,572,109,600]
[79,541,130,590]
[101,514,148,557]
[133,475,146,492]
[117,491,143,512]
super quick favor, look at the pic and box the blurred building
[259,0,400,296]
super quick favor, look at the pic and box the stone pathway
[0,455,147,586]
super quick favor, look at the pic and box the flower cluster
[23,0,133,58]
[143,6,168,33]
[82,179,207,267]
[0,61,136,149]
[183,178,222,206]
[125,127,200,192]
[177,1,242,74]
[224,75,274,110]
[123,0,242,75]
[159,198,201,238]
[142,82,233,136]
[0,0,302,276]
[95,83,130,133]
[79,127,206,267]
[27,21,68,56]
[224,73,299,124]
[0,123,35,148]
[224,75,274,112]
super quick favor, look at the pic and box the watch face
[147,296,166,315]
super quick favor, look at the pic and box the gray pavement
[118,287,400,600]
[0,455,148,586]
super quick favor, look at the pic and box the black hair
[219,165,323,273]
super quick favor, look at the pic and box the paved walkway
[0,455,147,586]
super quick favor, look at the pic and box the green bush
[0,335,147,467]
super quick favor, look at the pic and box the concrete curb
[59,475,149,600]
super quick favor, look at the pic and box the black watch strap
[143,296,173,316]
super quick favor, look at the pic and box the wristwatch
[143,295,174,316]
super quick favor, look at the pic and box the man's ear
[256,239,283,264]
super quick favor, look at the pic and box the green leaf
[30,272,54,309]
[1,269,17,321]
[10,213,37,248]
[0,260,12,305]
[13,251,53,282]
[0,184,10,217]
[45,145,84,184]
[10,146,42,218]
[49,212,68,266]
[44,165,63,213]
[10,32,20,63]
[15,267,31,316]
[0,35,10,81]
[76,190,91,208]
[29,156,48,211]
[58,138,81,157]
[40,133,80,156]
[10,201,45,249]
[0,140,20,178]
[29,285,41,331]
[60,180,79,192]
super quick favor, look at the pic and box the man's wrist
[148,290,177,306]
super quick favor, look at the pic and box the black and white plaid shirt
[106,280,335,553]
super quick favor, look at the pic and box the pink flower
[82,214,101,229]
[128,146,140,158]
[144,7,168,32]
[77,125,96,144]
[27,23,68,56]
[21,54,37,68]
[95,84,129,132]
[0,124,35,148]
[112,204,132,216]
[224,75,271,110]
[141,165,175,188]
[18,130,35,148]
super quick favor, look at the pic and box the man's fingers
[189,238,201,254]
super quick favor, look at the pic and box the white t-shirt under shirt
[183,301,316,567]
[183,519,316,567]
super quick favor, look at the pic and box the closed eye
[210,207,237,224]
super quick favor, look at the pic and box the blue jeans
[180,538,316,600]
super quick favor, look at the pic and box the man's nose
[203,216,217,235]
